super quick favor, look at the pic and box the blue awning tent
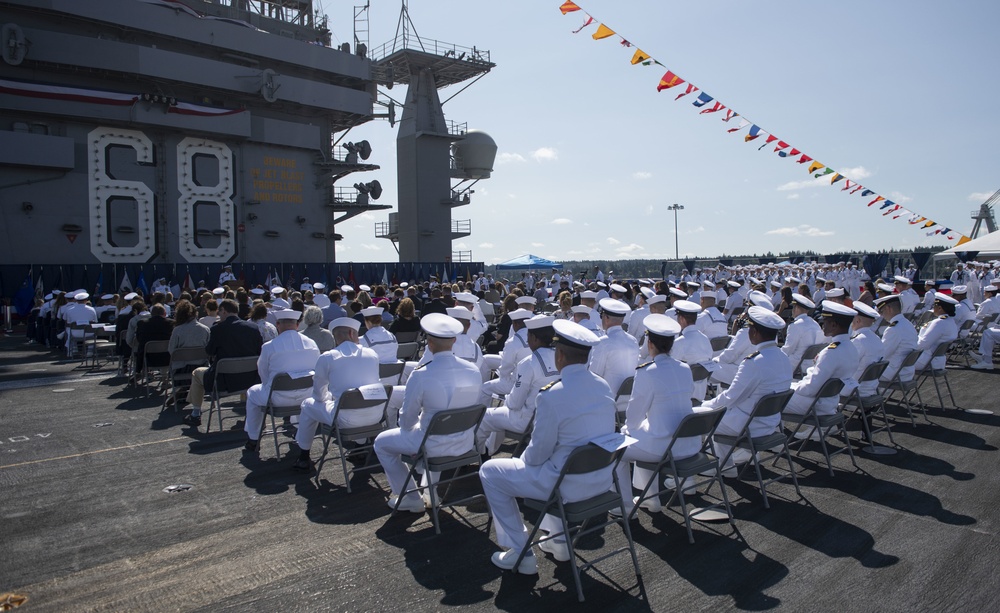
[495,254,563,270]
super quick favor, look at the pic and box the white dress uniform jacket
[589,326,639,401]
[784,333,858,416]
[361,325,399,363]
[899,288,919,315]
[476,347,559,454]
[482,328,531,399]
[879,314,919,383]
[479,364,616,552]
[295,341,381,452]
[670,327,714,401]
[245,330,321,439]
[702,340,791,461]
[845,327,883,397]
[915,315,958,371]
[711,327,751,385]
[696,306,729,341]
[782,314,825,374]
[374,351,483,500]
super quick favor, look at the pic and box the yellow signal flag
[631,49,651,65]
[592,24,615,40]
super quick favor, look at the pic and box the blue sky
[316,0,1000,264]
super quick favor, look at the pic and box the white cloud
[531,147,558,162]
[683,226,705,235]
[888,191,912,204]
[478,242,495,249]
[633,171,652,180]
[606,237,621,245]
[360,243,382,250]
[787,193,800,200]
[531,242,545,247]
[567,250,583,255]
[454,242,469,249]
[643,205,654,216]
[777,165,873,191]
[506,193,518,199]
[616,243,646,254]
[968,191,994,202]
[765,224,835,237]
[551,218,573,225]
[496,152,526,164]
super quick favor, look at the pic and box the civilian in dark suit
[135,304,174,373]
[421,288,449,316]
[183,299,263,427]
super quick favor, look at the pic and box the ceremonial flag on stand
[120,271,132,293]
[382,267,389,286]
[183,272,194,292]
[136,271,149,296]
[35,273,43,299]
[94,271,103,295]
[14,270,34,316]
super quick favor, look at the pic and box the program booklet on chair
[589,432,638,453]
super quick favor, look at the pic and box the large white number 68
[177,137,236,261]
[88,127,156,262]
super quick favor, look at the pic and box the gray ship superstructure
[0,0,387,271]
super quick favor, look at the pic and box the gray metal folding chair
[879,349,926,426]
[259,373,314,457]
[393,331,420,344]
[915,341,959,410]
[503,413,534,457]
[511,443,641,602]
[782,378,859,477]
[315,385,394,492]
[205,356,260,433]
[631,407,734,543]
[689,363,711,403]
[87,324,117,367]
[379,361,406,385]
[396,341,420,361]
[141,340,171,397]
[712,389,800,509]
[840,360,897,454]
[614,376,634,428]
[162,346,208,412]
[793,342,827,379]
[710,335,732,353]
[392,404,487,534]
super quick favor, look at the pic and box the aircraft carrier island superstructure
[0,0,399,274]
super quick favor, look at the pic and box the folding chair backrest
[815,377,845,399]
[170,346,208,365]
[394,331,420,344]
[858,360,889,383]
[615,376,634,400]
[562,443,619,476]
[337,385,394,411]
[710,336,732,352]
[931,341,952,358]
[801,342,827,362]
[900,349,922,369]
[144,340,170,356]
[379,361,405,379]
[689,363,710,383]
[673,406,725,439]
[751,389,795,418]
[397,342,419,360]
[269,373,313,393]
[425,404,487,437]
[213,356,259,394]
[958,319,975,332]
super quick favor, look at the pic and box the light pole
[668,203,684,260]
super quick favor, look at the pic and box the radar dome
[451,130,497,180]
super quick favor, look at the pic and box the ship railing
[368,34,490,65]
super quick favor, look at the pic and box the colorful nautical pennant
[656,70,684,91]
[592,24,615,39]
[745,125,763,142]
[699,101,725,114]
[674,83,698,100]
[691,92,713,108]
[631,49,650,65]
[559,1,581,13]
[571,16,594,33]
[728,118,750,133]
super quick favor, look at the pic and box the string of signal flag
[558,1,971,245]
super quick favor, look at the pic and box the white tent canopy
[934,232,1000,260]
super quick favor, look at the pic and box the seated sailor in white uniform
[373,314,483,514]
[292,317,381,472]
[243,309,321,451]
[480,319,616,573]
[571,304,604,337]
[476,314,559,456]
[446,306,489,380]
[669,299,714,402]
[914,293,959,371]
[613,314,700,516]
[588,298,640,411]
[700,307,791,471]
[480,308,534,404]
[782,294,824,375]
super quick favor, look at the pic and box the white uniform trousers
[979,327,1000,362]
[480,458,565,552]
[373,427,441,504]
[244,386,310,440]
[614,445,669,514]
[294,398,383,453]
[475,406,532,455]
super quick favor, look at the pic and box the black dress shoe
[182,414,202,427]
[292,457,314,473]
[244,439,259,452]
